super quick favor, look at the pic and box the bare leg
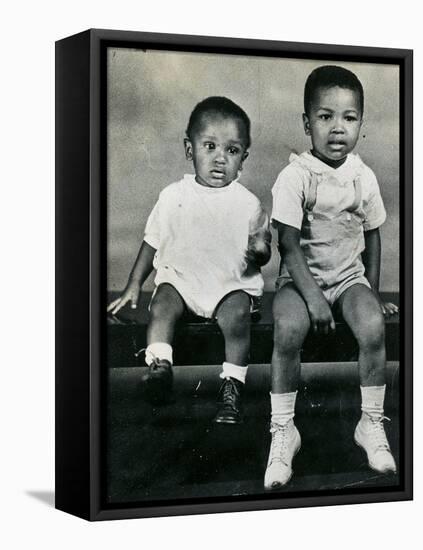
[337,284,395,473]
[147,283,185,345]
[215,291,251,366]
[213,291,251,424]
[272,283,310,393]
[337,284,385,386]
[142,284,185,403]
[264,285,307,489]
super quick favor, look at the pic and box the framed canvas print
[55,29,413,521]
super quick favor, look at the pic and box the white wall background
[107,51,399,292]
[1,1,421,549]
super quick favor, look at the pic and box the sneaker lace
[368,415,391,452]
[269,422,291,466]
[134,347,146,358]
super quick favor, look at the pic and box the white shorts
[276,273,371,306]
[150,282,261,320]
[153,264,262,319]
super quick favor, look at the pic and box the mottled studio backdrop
[107,48,399,292]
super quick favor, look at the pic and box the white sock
[270,391,297,426]
[219,362,248,384]
[360,384,386,419]
[145,343,173,366]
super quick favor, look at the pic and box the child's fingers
[111,298,127,315]
[323,317,335,334]
[385,302,399,315]
[107,299,120,312]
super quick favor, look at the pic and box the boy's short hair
[304,65,364,115]
[186,96,251,149]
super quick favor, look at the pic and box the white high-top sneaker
[354,413,396,473]
[264,420,301,490]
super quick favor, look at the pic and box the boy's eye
[345,116,358,122]
[228,146,240,155]
[204,142,215,150]
[319,114,331,121]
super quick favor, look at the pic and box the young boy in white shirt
[108,96,271,424]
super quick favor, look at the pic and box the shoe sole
[264,442,301,491]
[354,437,397,474]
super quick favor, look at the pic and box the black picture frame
[55,28,413,521]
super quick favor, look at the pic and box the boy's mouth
[328,140,346,147]
[210,169,226,178]
[327,141,347,152]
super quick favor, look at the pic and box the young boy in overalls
[265,65,398,490]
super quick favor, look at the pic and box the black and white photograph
[103,40,408,510]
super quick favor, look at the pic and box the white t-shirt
[144,174,266,318]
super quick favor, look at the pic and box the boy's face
[184,113,249,188]
[303,86,362,168]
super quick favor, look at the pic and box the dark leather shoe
[141,358,173,404]
[214,377,244,424]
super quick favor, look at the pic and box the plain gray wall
[107,48,399,292]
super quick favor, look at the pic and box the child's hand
[307,294,336,334]
[371,290,399,317]
[245,229,272,268]
[107,280,141,315]
[380,301,399,316]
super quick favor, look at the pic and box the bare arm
[128,240,156,286]
[362,228,381,290]
[275,220,335,333]
[107,240,156,314]
[363,228,398,315]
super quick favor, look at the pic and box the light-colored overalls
[277,153,371,304]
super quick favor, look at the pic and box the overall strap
[348,176,363,212]
[304,171,319,219]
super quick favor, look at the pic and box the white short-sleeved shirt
[144,174,266,318]
[272,152,386,231]
[271,152,386,301]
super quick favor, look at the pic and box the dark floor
[106,363,400,505]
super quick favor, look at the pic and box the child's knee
[231,303,250,326]
[150,291,181,322]
[217,294,250,332]
[273,316,307,353]
[149,298,168,322]
[357,310,385,350]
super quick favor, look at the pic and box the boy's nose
[214,148,227,163]
[331,118,345,133]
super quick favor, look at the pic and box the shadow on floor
[26,490,55,508]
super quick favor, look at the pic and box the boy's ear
[237,151,249,172]
[184,138,193,160]
[302,113,311,136]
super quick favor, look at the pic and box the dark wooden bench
[107,291,400,368]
